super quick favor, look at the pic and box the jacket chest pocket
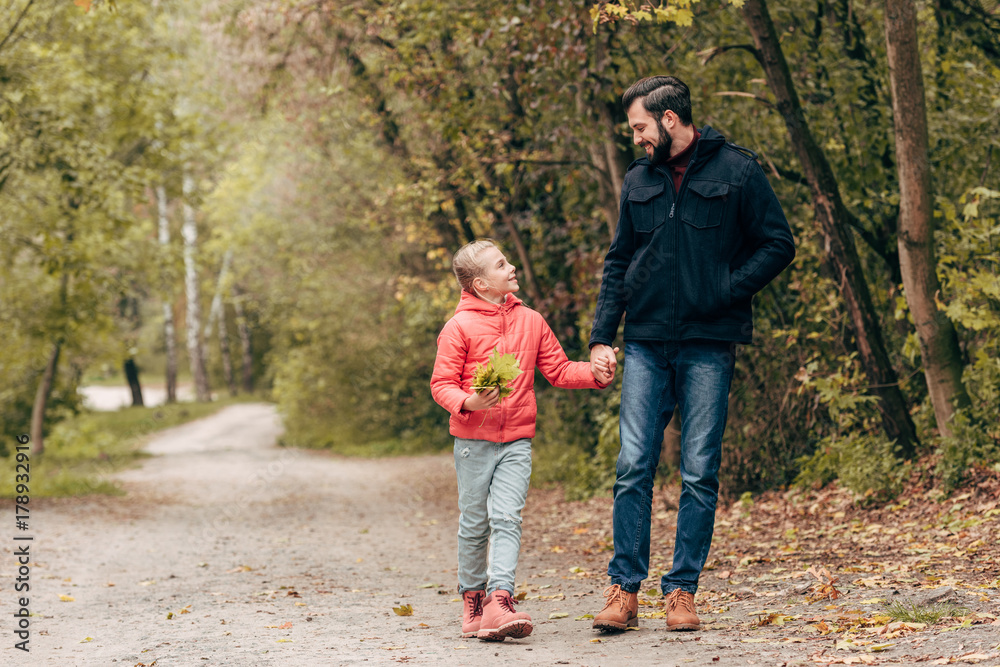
[681,180,729,229]
[627,182,666,233]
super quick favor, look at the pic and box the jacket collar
[455,289,523,315]
[634,125,726,173]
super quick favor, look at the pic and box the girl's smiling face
[473,246,519,303]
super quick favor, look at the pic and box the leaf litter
[517,462,1000,664]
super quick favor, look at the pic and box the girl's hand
[591,345,619,384]
[463,386,501,412]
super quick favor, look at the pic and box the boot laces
[667,589,695,614]
[466,592,484,617]
[602,584,630,611]
[498,593,519,613]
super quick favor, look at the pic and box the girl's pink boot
[476,590,533,641]
[461,590,486,638]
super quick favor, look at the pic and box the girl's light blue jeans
[453,437,532,595]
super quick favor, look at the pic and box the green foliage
[472,348,523,400]
[932,186,1000,490]
[5,0,997,504]
[882,601,969,625]
[935,408,1000,494]
[214,0,998,502]
[0,0,220,446]
[533,378,620,500]
[794,353,911,501]
[796,432,911,503]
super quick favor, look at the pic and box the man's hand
[590,344,620,385]
[463,386,501,412]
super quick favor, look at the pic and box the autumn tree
[883,0,970,437]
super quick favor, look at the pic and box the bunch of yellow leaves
[471,348,523,401]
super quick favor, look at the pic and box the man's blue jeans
[608,340,735,595]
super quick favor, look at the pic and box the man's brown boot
[665,589,700,631]
[592,584,638,632]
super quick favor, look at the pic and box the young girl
[431,239,616,642]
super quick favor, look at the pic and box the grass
[883,601,970,624]
[278,419,445,459]
[321,437,445,458]
[2,395,261,498]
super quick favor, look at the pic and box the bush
[531,381,618,500]
[796,431,911,502]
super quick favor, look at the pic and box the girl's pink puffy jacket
[431,290,607,442]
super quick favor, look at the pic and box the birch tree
[156,184,179,403]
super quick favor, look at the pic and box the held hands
[463,386,501,412]
[590,344,620,385]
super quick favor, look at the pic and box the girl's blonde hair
[452,239,498,292]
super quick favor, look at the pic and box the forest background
[1,0,997,503]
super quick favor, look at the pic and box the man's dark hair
[622,76,693,126]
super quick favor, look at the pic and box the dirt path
[7,403,1000,666]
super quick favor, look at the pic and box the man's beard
[648,121,673,166]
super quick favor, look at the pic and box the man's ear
[661,109,676,129]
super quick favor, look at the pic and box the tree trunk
[182,172,211,402]
[233,284,254,394]
[741,0,920,457]
[217,305,237,397]
[205,249,237,396]
[124,358,144,407]
[29,341,61,457]
[883,0,970,437]
[577,78,633,240]
[156,184,178,404]
[585,138,620,238]
[501,214,542,305]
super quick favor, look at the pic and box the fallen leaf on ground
[393,605,414,616]
[933,654,1000,665]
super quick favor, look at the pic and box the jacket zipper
[661,140,702,341]
[498,306,506,437]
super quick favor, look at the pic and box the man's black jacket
[589,126,796,347]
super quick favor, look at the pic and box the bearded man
[588,75,796,632]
